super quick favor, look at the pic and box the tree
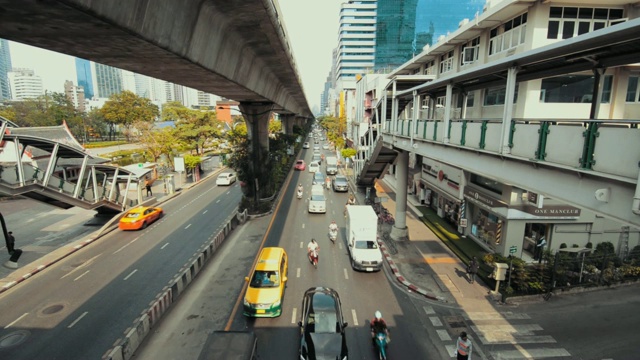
[134,120,177,164]
[318,115,346,149]
[100,91,159,141]
[173,110,224,155]
[0,105,16,122]
[161,101,192,122]
[268,119,282,135]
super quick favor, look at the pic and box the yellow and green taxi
[243,247,288,317]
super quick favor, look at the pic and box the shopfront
[463,187,508,250]
[419,161,463,227]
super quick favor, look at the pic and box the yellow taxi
[118,206,164,230]
[243,247,288,317]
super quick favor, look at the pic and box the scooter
[297,188,303,199]
[308,249,318,268]
[329,228,338,243]
[373,332,389,360]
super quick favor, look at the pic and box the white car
[308,161,320,173]
[322,143,329,150]
[216,172,237,186]
[303,142,310,149]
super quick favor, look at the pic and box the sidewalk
[344,169,500,309]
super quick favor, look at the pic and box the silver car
[332,175,349,192]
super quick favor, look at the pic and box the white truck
[325,156,338,175]
[345,205,383,272]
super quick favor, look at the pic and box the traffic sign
[509,246,517,254]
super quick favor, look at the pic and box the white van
[308,184,326,213]
[345,205,383,271]
[308,161,320,173]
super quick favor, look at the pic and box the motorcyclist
[298,183,304,193]
[307,238,319,258]
[370,311,390,344]
[347,194,356,206]
[329,220,338,233]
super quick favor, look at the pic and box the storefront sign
[464,188,506,208]
[460,218,468,227]
[512,204,581,218]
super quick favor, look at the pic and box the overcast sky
[7,0,344,112]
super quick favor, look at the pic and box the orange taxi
[119,206,164,230]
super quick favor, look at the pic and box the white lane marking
[185,224,192,229]
[423,306,435,315]
[123,269,138,281]
[114,238,139,254]
[429,316,442,327]
[343,268,349,280]
[302,223,305,229]
[74,270,90,282]
[351,309,359,326]
[5,313,28,329]
[161,243,169,250]
[67,311,88,328]
[437,329,451,341]
[216,199,220,203]
[291,308,297,324]
[203,210,208,215]
[296,268,301,278]
[299,242,303,248]
[338,242,343,250]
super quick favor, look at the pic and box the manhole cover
[41,303,65,315]
[0,330,30,348]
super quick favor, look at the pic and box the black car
[332,175,349,192]
[298,287,348,360]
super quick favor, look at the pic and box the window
[439,51,454,74]
[547,7,625,40]
[466,92,475,107]
[489,13,527,56]
[483,86,519,106]
[461,37,480,66]
[626,76,639,102]
[540,74,612,103]
[424,60,436,75]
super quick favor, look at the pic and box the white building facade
[8,68,43,100]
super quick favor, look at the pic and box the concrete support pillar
[390,150,409,241]
[500,67,518,155]
[443,83,453,144]
[281,114,295,135]
[239,102,273,200]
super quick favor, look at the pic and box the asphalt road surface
[0,175,241,359]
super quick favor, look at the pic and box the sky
[6,0,344,112]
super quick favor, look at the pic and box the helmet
[375,311,382,319]
[311,238,316,243]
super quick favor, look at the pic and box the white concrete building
[8,68,43,100]
[64,80,85,112]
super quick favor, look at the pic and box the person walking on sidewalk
[454,331,473,360]
[145,180,153,197]
[7,231,16,254]
[467,256,479,284]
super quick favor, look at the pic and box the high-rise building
[94,63,122,98]
[64,80,85,113]
[0,39,12,101]
[336,0,377,87]
[8,68,43,100]
[75,58,94,100]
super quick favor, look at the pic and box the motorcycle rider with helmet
[370,311,390,344]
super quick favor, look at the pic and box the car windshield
[314,174,324,182]
[250,270,280,288]
[310,195,326,201]
[125,213,141,219]
[306,306,339,334]
[297,161,304,165]
[355,240,378,249]
[218,174,229,179]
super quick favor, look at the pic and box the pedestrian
[454,331,473,360]
[467,256,479,284]
[145,180,153,197]
[7,231,15,254]
[534,234,546,261]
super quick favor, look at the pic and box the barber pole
[459,200,466,224]
[495,219,503,245]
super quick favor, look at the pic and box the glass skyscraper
[75,58,94,100]
[374,0,484,71]
[0,39,12,100]
[95,63,122,98]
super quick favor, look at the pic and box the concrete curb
[377,239,448,303]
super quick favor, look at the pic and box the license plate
[256,309,265,314]
[366,267,373,272]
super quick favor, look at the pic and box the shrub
[559,243,567,249]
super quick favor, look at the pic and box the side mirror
[343,322,348,328]
[283,276,288,282]
[244,277,249,282]
[298,321,303,327]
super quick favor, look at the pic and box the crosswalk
[423,307,573,359]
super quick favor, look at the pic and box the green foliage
[341,148,356,159]
[100,91,159,140]
[0,105,16,121]
[173,110,223,155]
[269,119,282,134]
[183,154,202,170]
[594,242,615,255]
[559,243,567,249]
[83,141,128,149]
[629,245,640,263]
[318,115,346,149]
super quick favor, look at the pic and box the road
[0,175,241,359]
[136,142,447,359]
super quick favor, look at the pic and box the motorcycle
[329,228,338,243]
[373,332,389,360]
[297,188,303,199]
[308,249,318,268]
